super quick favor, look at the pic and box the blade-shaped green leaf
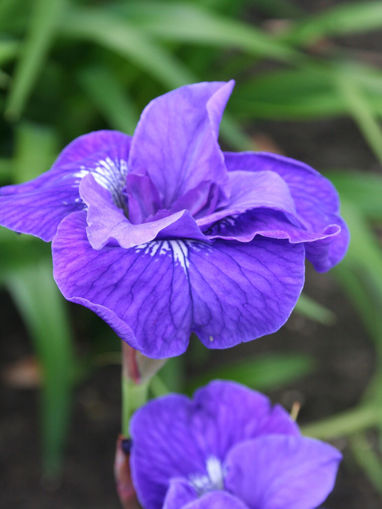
[118,2,299,61]
[327,171,382,221]
[286,2,382,46]
[338,200,382,280]
[333,200,382,349]
[59,7,194,88]
[252,0,303,18]
[0,0,29,31]
[14,122,59,182]
[0,158,13,185]
[233,67,344,119]
[78,66,139,135]
[0,236,49,285]
[295,294,335,325]
[0,38,19,65]
[6,0,66,119]
[5,260,75,478]
[233,66,382,119]
[59,6,252,150]
[334,199,382,439]
[350,433,382,496]
[187,353,314,393]
[336,75,382,163]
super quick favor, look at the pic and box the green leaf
[0,158,13,185]
[327,171,382,221]
[5,260,75,478]
[59,7,194,88]
[78,66,139,135]
[14,122,59,183]
[336,75,382,163]
[233,64,382,123]
[302,405,380,439]
[219,116,257,151]
[233,67,346,119]
[333,199,382,350]
[187,353,314,393]
[0,236,49,284]
[159,356,185,393]
[59,6,252,150]
[0,38,19,65]
[0,0,31,32]
[286,2,382,46]
[339,200,382,279]
[119,2,299,61]
[350,433,382,496]
[252,0,303,18]
[295,294,335,325]
[5,0,66,119]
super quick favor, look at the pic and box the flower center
[189,456,224,496]
[75,157,128,210]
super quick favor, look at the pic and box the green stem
[301,405,381,439]
[121,375,149,436]
[121,343,149,437]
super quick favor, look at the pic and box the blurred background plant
[1,0,382,507]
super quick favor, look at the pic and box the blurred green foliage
[1,0,382,491]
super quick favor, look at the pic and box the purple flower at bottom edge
[0,81,349,358]
[130,381,341,509]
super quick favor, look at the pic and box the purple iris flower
[0,81,348,358]
[130,380,342,509]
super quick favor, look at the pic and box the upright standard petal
[128,81,234,210]
[0,130,131,241]
[224,152,349,271]
[225,436,342,509]
[52,211,193,357]
[197,170,297,229]
[190,381,299,460]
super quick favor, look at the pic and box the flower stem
[121,343,149,436]
[301,405,381,439]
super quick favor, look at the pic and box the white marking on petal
[189,456,224,495]
[135,240,190,273]
[74,158,128,209]
[206,456,224,490]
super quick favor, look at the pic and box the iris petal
[0,130,131,241]
[163,479,197,509]
[183,491,248,509]
[130,394,205,509]
[80,174,207,250]
[130,381,299,509]
[188,238,305,349]
[191,381,299,460]
[53,209,304,357]
[128,81,234,210]
[197,170,297,229]
[224,151,349,271]
[53,210,195,357]
[225,436,342,509]
[207,207,339,240]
